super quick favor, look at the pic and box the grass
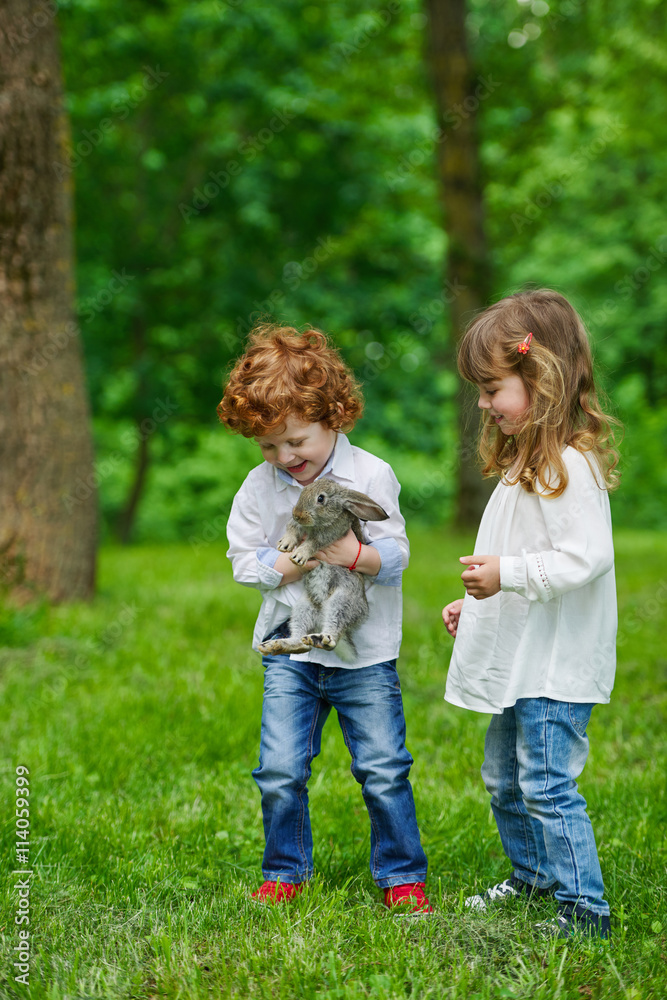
[0,526,665,999]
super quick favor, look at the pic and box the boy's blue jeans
[253,648,428,887]
[482,697,609,916]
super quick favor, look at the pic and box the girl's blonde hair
[458,289,621,496]
[218,323,363,437]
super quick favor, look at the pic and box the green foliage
[0,530,665,997]
[91,421,458,544]
[56,0,667,537]
[469,0,667,524]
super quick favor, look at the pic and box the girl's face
[256,415,337,485]
[477,374,530,435]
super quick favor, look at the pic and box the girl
[442,289,619,939]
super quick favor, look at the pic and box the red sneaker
[251,880,304,904]
[383,882,433,915]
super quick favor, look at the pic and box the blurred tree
[53,0,667,539]
[58,0,452,540]
[470,0,667,525]
[425,0,493,527]
[0,2,97,600]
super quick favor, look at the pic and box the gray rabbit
[257,478,389,663]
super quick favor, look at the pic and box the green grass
[0,527,666,999]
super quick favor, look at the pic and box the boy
[218,323,430,913]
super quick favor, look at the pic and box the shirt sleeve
[226,483,284,593]
[499,451,614,603]
[363,465,409,587]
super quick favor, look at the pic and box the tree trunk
[424,0,494,527]
[116,429,150,545]
[0,3,97,601]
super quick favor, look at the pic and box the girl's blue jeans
[482,697,609,916]
[253,648,428,887]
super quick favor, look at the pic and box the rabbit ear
[342,490,389,522]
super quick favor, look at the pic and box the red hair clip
[518,332,533,355]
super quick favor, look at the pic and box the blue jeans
[481,698,609,916]
[253,649,428,887]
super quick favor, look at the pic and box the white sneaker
[465,877,523,911]
[465,876,555,911]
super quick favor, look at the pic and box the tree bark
[424,0,494,526]
[0,2,97,601]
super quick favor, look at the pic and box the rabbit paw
[277,535,296,552]
[302,633,337,650]
[257,639,286,655]
[258,638,311,655]
[290,546,314,567]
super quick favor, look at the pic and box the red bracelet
[348,540,362,571]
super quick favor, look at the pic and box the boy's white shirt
[226,432,408,669]
[446,446,617,714]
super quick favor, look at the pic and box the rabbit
[257,478,389,663]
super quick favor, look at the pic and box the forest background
[54,0,667,546]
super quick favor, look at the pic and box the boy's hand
[460,555,501,599]
[314,529,363,568]
[442,599,464,637]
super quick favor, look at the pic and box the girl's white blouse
[445,446,617,714]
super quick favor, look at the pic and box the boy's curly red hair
[218,323,364,437]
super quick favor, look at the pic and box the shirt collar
[272,432,355,491]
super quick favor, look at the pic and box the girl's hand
[442,599,464,637]
[314,529,381,575]
[460,555,501,599]
[275,552,320,585]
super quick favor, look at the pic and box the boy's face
[256,415,337,485]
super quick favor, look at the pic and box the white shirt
[445,446,617,714]
[226,432,408,669]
